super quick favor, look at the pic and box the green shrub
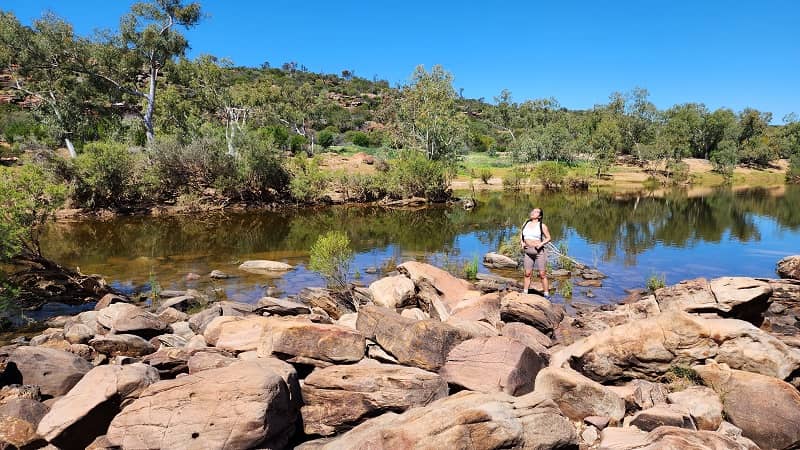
[288,156,328,202]
[647,273,666,292]
[150,135,231,197]
[667,160,691,185]
[533,161,568,189]
[0,108,46,144]
[334,171,384,201]
[0,164,67,261]
[290,134,308,153]
[479,168,492,184]
[317,129,336,149]
[73,141,145,208]
[383,151,450,200]
[556,242,575,271]
[345,130,370,147]
[308,231,353,289]
[463,255,479,280]
[787,153,800,184]
[557,279,573,298]
[233,135,289,199]
[502,167,527,191]
[710,140,738,180]
[259,126,290,150]
[498,236,520,258]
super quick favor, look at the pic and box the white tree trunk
[143,67,158,144]
[64,138,76,158]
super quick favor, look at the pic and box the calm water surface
[40,185,800,309]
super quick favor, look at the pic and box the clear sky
[4,0,799,121]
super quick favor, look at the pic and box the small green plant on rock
[308,231,353,290]
[479,168,492,184]
[463,255,479,280]
[647,273,666,292]
[664,364,701,391]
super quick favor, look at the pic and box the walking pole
[544,242,587,269]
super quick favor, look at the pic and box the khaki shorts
[523,247,547,272]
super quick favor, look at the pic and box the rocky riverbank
[0,257,798,449]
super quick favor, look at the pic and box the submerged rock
[238,260,294,273]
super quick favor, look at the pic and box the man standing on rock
[520,208,551,297]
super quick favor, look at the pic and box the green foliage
[590,115,621,177]
[317,129,336,149]
[533,161,568,189]
[665,365,701,390]
[230,134,289,199]
[463,255,479,280]
[502,166,527,191]
[333,171,384,202]
[710,140,738,180]
[647,273,666,292]
[667,160,691,185]
[556,279,573,298]
[478,168,492,184]
[73,141,146,207]
[288,156,328,202]
[498,236,520,258]
[383,151,451,200]
[787,153,800,184]
[398,65,467,160]
[289,134,308,153]
[0,164,67,261]
[345,130,370,147]
[556,242,575,271]
[150,134,231,196]
[308,231,353,289]
[0,108,47,144]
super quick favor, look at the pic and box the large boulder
[253,297,311,316]
[693,361,800,450]
[666,386,723,431]
[238,260,294,273]
[551,310,800,382]
[777,255,800,280]
[89,334,155,357]
[6,347,93,398]
[257,317,366,364]
[96,303,168,338]
[187,350,236,374]
[187,301,254,334]
[449,292,502,327]
[203,316,272,353]
[534,367,625,423]
[301,360,448,436]
[599,426,754,450]
[37,363,159,449]
[310,390,577,450]
[500,291,564,335]
[483,252,518,269]
[654,277,771,323]
[106,360,296,450]
[368,275,416,309]
[356,305,471,371]
[397,261,475,309]
[501,322,552,356]
[0,398,49,449]
[440,336,545,396]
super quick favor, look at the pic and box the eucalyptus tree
[397,65,467,160]
[0,12,96,157]
[81,0,202,144]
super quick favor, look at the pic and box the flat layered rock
[440,336,545,395]
[312,390,577,450]
[37,363,159,449]
[257,317,366,364]
[483,252,518,269]
[693,361,800,450]
[501,321,552,355]
[7,347,93,398]
[655,277,772,323]
[552,310,800,382]
[89,334,155,357]
[368,275,416,309]
[628,405,696,431]
[534,367,626,423]
[296,287,356,319]
[106,360,296,450]
[500,291,564,335]
[254,297,311,315]
[156,295,200,313]
[301,360,448,436]
[96,303,167,338]
[356,305,471,371]
[187,301,254,334]
[187,350,236,374]
[667,386,723,431]
[203,316,272,353]
[397,261,475,309]
[599,426,751,450]
[238,260,294,273]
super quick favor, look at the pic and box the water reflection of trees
[41,186,800,267]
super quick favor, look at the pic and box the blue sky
[5,0,799,121]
